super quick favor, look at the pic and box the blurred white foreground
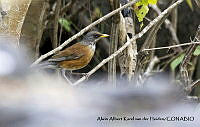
[0,42,200,127]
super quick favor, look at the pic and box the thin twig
[160,49,186,71]
[141,41,200,52]
[60,0,75,15]
[144,57,160,77]
[158,52,176,60]
[191,79,200,90]
[108,0,120,86]
[138,8,170,81]
[185,79,200,93]
[171,0,178,33]
[35,2,48,58]
[68,0,88,19]
[73,0,184,85]
[52,0,61,48]
[31,0,140,66]
[186,96,200,103]
[180,25,200,88]
[58,0,66,46]
[150,4,182,52]
[119,0,137,82]
[49,0,76,18]
[138,56,160,86]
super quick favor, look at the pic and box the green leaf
[135,5,149,22]
[186,0,193,10]
[140,22,144,28]
[58,18,71,32]
[193,46,200,56]
[136,0,148,6]
[170,54,185,71]
[134,0,158,28]
[148,0,158,4]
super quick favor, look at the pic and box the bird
[38,31,109,79]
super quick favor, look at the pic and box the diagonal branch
[141,41,200,52]
[73,0,184,85]
[31,0,140,66]
[150,4,182,52]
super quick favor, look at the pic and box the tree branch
[180,25,200,88]
[150,4,182,52]
[108,0,120,86]
[141,41,200,52]
[119,0,136,82]
[31,0,140,66]
[52,0,61,48]
[73,0,184,85]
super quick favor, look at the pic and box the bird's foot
[83,73,89,80]
[61,69,73,85]
[71,72,89,80]
[71,72,87,76]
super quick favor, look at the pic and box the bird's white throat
[89,43,96,51]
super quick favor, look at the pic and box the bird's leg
[60,69,73,85]
[70,72,89,80]
[70,72,87,76]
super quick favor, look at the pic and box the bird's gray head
[82,31,109,45]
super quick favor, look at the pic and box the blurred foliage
[92,7,102,20]
[134,0,158,27]
[59,18,71,32]
[194,46,200,56]
[171,45,200,71]
[170,53,185,71]
[186,0,193,10]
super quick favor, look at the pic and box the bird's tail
[31,61,58,69]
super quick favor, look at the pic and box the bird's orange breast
[58,44,95,70]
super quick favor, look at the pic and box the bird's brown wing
[48,43,84,62]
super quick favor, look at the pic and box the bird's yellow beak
[100,34,109,38]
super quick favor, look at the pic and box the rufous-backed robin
[40,31,109,71]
